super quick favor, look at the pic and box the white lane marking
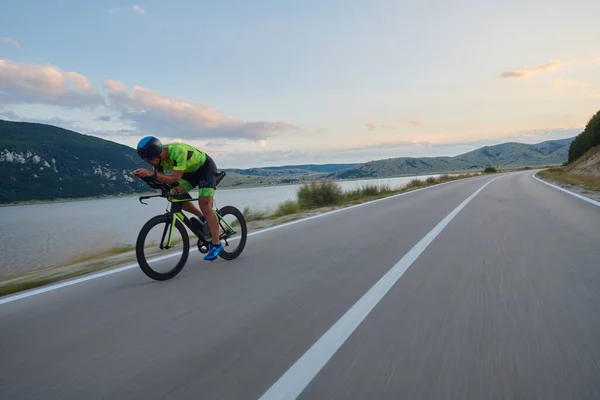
[533,172,600,208]
[258,177,501,400]
[0,174,487,305]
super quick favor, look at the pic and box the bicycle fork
[160,213,180,249]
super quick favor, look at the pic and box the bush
[273,200,300,217]
[297,180,343,209]
[484,166,497,173]
[425,176,437,184]
[242,207,267,221]
[405,178,423,188]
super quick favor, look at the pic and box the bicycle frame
[141,193,237,249]
[137,171,237,249]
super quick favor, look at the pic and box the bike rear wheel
[217,205,247,260]
[136,214,190,280]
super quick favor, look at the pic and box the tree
[568,109,600,163]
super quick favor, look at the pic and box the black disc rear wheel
[217,205,247,260]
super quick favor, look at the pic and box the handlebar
[136,171,227,205]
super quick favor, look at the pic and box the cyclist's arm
[154,169,183,184]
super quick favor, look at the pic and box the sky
[1,0,599,168]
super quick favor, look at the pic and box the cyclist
[131,136,223,261]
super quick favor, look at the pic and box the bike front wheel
[136,214,190,280]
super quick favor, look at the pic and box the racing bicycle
[135,171,247,281]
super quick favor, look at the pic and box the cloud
[381,125,395,129]
[365,123,376,131]
[0,37,20,48]
[0,109,82,131]
[499,61,569,79]
[108,7,119,15]
[132,5,146,15]
[0,59,104,108]
[105,79,126,92]
[96,115,112,121]
[105,83,299,140]
[408,119,421,126]
[0,59,299,142]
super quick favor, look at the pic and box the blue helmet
[137,136,162,161]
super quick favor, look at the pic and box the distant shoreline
[0,166,543,207]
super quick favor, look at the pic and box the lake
[0,174,445,276]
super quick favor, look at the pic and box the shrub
[405,178,423,189]
[297,180,343,209]
[273,200,300,217]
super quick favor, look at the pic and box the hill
[325,157,478,179]
[455,138,574,167]
[326,137,574,179]
[0,120,350,203]
[0,120,149,203]
[0,119,576,203]
[565,145,600,177]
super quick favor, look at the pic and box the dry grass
[538,168,600,191]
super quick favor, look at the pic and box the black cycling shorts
[178,155,217,196]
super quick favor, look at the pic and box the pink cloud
[106,82,299,140]
[0,58,299,141]
[105,79,126,92]
[0,59,103,107]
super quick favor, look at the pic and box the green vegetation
[538,143,600,192]
[484,166,497,173]
[273,200,301,218]
[568,109,600,163]
[243,173,479,221]
[535,109,600,192]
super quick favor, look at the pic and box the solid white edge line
[258,176,501,400]
[0,174,489,305]
[533,172,600,208]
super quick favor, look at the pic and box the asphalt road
[2,171,600,399]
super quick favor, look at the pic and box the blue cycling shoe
[204,243,223,261]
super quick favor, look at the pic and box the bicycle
[135,171,247,281]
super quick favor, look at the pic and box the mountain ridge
[0,119,575,203]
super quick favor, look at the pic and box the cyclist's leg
[196,156,220,247]
[170,177,203,219]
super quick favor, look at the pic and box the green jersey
[159,142,206,173]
